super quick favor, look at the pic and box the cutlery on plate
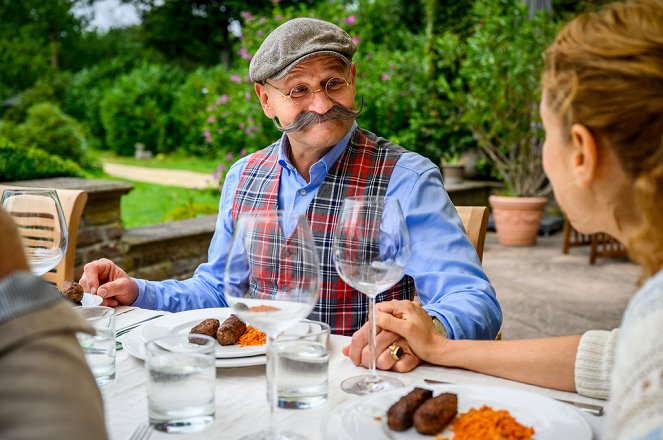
[422,378,604,416]
[116,315,165,338]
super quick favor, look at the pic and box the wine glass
[224,211,321,440]
[333,196,410,395]
[0,189,68,276]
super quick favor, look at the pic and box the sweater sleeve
[574,328,619,399]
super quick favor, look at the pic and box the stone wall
[4,177,498,282]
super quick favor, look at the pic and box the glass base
[94,373,116,387]
[151,415,214,433]
[278,394,327,409]
[238,430,309,440]
[341,374,404,395]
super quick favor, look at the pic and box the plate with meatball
[321,383,592,439]
[123,308,271,367]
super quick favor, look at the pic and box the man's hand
[342,300,423,373]
[79,258,139,307]
[0,208,29,279]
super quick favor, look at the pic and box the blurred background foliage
[0,0,613,190]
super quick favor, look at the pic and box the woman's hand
[374,300,448,363]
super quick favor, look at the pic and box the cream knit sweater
[607,268,663,439]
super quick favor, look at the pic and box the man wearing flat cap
[80,17,502,374]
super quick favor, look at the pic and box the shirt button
[300,189,307,196]
[283,249,291,257]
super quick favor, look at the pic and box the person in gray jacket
[0,206,108,440]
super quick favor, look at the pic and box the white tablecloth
[102,307,605,439]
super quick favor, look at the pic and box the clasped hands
[342,300,447,373]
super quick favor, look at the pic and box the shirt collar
[277,122,358,175]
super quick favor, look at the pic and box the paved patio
[481,231,639,340]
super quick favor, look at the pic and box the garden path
[102,162,214,189]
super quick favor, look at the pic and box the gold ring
[389,344,405,361]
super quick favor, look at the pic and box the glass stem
[368,296,379,380]
[266,333,279,434]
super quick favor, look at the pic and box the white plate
[81,293,103,306]
[122,308,268,368]
[321,384,592,440]
[139,308,266,358]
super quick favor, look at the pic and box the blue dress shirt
[133,123,502,340]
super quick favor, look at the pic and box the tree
[122,0,326,69]
[0,0,91,96]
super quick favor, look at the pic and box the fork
[128,422,153,440]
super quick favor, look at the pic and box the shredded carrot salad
[436,406,535,440]
[238,326,266,347]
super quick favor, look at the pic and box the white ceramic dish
[321,383,592,440]
[81,293,103,306]
[122,309,268,368]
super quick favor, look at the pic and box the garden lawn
[94,173,219,227]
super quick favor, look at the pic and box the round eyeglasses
[264,77,352,107]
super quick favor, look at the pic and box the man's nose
[307,88,334,114]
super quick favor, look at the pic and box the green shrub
[99,63,185,156]
[13,102,88,164]
[170,66,233,156]
[3,72,72,123]
[0,137,84,182]
[64,56,148,148]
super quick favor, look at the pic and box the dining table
[103,306,607,439]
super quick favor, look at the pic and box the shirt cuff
[131,278,156,309]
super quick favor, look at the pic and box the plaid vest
[231,127,415,335]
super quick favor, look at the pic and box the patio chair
[456,206,490,262]
[0,185,88,289]
[562,218,627,264]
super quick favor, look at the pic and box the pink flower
[276,15,283,21]
[259,17,267,24]
[352,37,360,45]
[345,16,356,25]
[240,148,247,157]
[240,11,253,20]
[226,152,234,161]
[213,172,220,180]
[257,30,263,37]
[220,95,229,104]
[272,0,281,4]
[245,92,252,100]
[218,164,227,172]
[239,122,245,129]
[238,47,252,61]
[381,74,389,81]
[230,75,241,83]
[208,116,216,123]
[206,106,213,112]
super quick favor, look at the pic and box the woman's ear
[254,83,274,118]
[569,123,599,188]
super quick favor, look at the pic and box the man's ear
[254,83,275,118]
[569,123,599,188]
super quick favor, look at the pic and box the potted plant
[436,0,558,245]
[440,151,467,185]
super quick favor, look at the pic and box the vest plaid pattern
[231,127,415,335]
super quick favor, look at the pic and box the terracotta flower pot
[489,195,547,246]
[442,164,464,184]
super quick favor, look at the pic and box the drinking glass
[146,334,216,433]
[333,196,410,395]
[0,189,68,276]
[275,320,330,409]
[75,306,116,386]
[224,211,321,440]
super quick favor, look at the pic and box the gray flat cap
[249,17,357,83]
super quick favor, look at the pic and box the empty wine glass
[333,196,410,395]
[224,211,321,440]
[1,189,68,276]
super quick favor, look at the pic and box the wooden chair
[0,185,88,288]
[456,206,490,262]
[562,218,626,264]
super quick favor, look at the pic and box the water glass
[145,334,216,434]
[275,320,330,409]
[75,306,116,387]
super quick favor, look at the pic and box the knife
[423,379,604,416]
